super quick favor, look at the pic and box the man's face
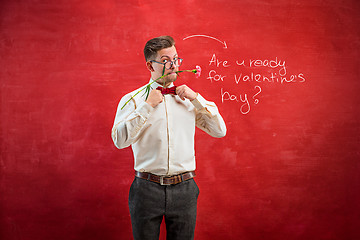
[149,45,179,87]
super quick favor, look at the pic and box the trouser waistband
[135,171,196,185]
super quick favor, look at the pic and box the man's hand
[146,89,164,108]
[176,85,198,101]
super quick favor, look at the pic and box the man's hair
[144,36,175,62]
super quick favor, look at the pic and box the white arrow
[183,34,227,49]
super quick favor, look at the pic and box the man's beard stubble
[158,73,177,86]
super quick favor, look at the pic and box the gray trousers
[129,177,200,240]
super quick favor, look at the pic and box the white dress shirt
[112,79,227,176]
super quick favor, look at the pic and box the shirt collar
[149,78,175,89]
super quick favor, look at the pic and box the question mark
[253,85,261,104]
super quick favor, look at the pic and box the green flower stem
[120,68,198,110]
[120,73,170,110]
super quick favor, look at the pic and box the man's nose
[171,60,178,70]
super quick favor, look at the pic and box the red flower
[195,65,201,78]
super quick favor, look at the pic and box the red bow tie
[156,86,177,95]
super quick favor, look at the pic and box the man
[111,36,226,240]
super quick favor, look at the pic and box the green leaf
[143,85,151,100]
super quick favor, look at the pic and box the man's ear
[146,62,154,72]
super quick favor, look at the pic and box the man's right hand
[145,89,164,108]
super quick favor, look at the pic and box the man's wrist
[145,100,156,108]
[139,101,154,117]
[189,92,198,101]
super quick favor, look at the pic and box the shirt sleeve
[111,93,153,149]
[191,94,227,138]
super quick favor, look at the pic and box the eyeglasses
[150,58,183,69]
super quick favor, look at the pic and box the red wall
[1,0,359,239]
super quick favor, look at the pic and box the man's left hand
[176,85,198,101]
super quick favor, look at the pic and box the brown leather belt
[135,171,196,185]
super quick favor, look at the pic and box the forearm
[192,94,227,138]
[111,98,153,149]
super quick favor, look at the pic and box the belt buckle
[160,176,171,186]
